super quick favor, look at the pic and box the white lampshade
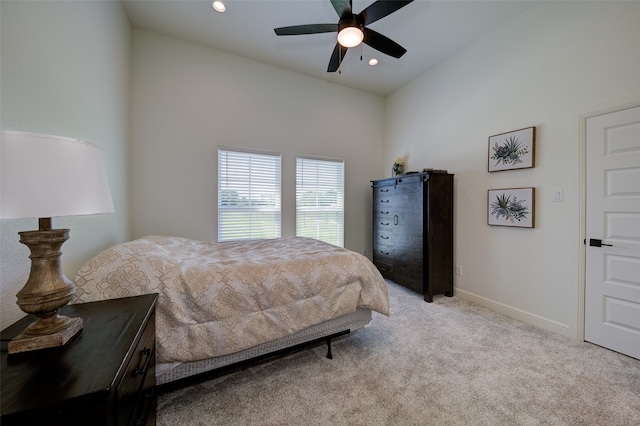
[0,130,115,220]
[337,26,364,48]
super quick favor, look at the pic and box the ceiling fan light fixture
[337,26,364,48]
[212,1,226,13]
[369,58,379,66]
[273,0,415,73]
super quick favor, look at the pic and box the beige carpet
[157,281,640,425]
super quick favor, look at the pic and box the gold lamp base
[8,222,83,354]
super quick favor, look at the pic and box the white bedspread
[73,236,389,363]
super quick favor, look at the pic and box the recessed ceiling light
[368,58,379,66]
[212,1,226,13]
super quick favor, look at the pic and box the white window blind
[296,156,344,247]
[218,148,281,241]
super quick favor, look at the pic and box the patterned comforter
[73,236,389,363]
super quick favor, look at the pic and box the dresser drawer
[129,350,156,426]
[374,208,392,219]
[374,185,394,196]
[374,216,394,231]
[373,251,393,276]
[373,184,395,204]
[375,232,393,245]
[116,310,155,426]
[374,197,394,209]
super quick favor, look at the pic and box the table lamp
[0,130,114,354]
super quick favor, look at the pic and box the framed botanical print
[488,127,535,172]
[488,187,535,228]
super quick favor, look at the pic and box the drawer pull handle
[381,222,389,226]
[381,251,390,255]
[381,199,390,203]
[394,215,399,226]
[380,189,389,192]
[381,211,389,215]
[132,347,152,377]
[381,236,389,239]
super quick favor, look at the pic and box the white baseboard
[455,289,571,337]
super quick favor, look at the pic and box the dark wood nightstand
[1,294,158,426]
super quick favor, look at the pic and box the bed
[72,235,389,385]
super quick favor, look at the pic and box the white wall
[0,1,131,327]
[386,1,640,337]
[130,29,384,253]
[5,0,635,341]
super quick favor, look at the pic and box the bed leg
[326,338,333,359]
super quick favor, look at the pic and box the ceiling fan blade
[330,0,352,18]
[363,27,407,58]
[274,23,339,36]
[327,43,348,72]
[360,0,415,26]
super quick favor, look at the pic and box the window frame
[217,146,282,242]
[295,155,345,247]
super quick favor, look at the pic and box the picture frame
[488,126,535,172]
[488,187,535,228]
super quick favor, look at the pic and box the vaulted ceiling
[123,0,537,96]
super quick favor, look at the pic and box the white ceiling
[123,0,538,96]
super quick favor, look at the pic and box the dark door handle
[589,238,613,247]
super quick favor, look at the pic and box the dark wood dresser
[372,171,454,302]
[1,294,158,426]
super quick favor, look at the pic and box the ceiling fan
[274,0,414,73]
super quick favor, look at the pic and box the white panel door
[585,106,640,360]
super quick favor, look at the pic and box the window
[296,156,344,247]
[218,147,281,241]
